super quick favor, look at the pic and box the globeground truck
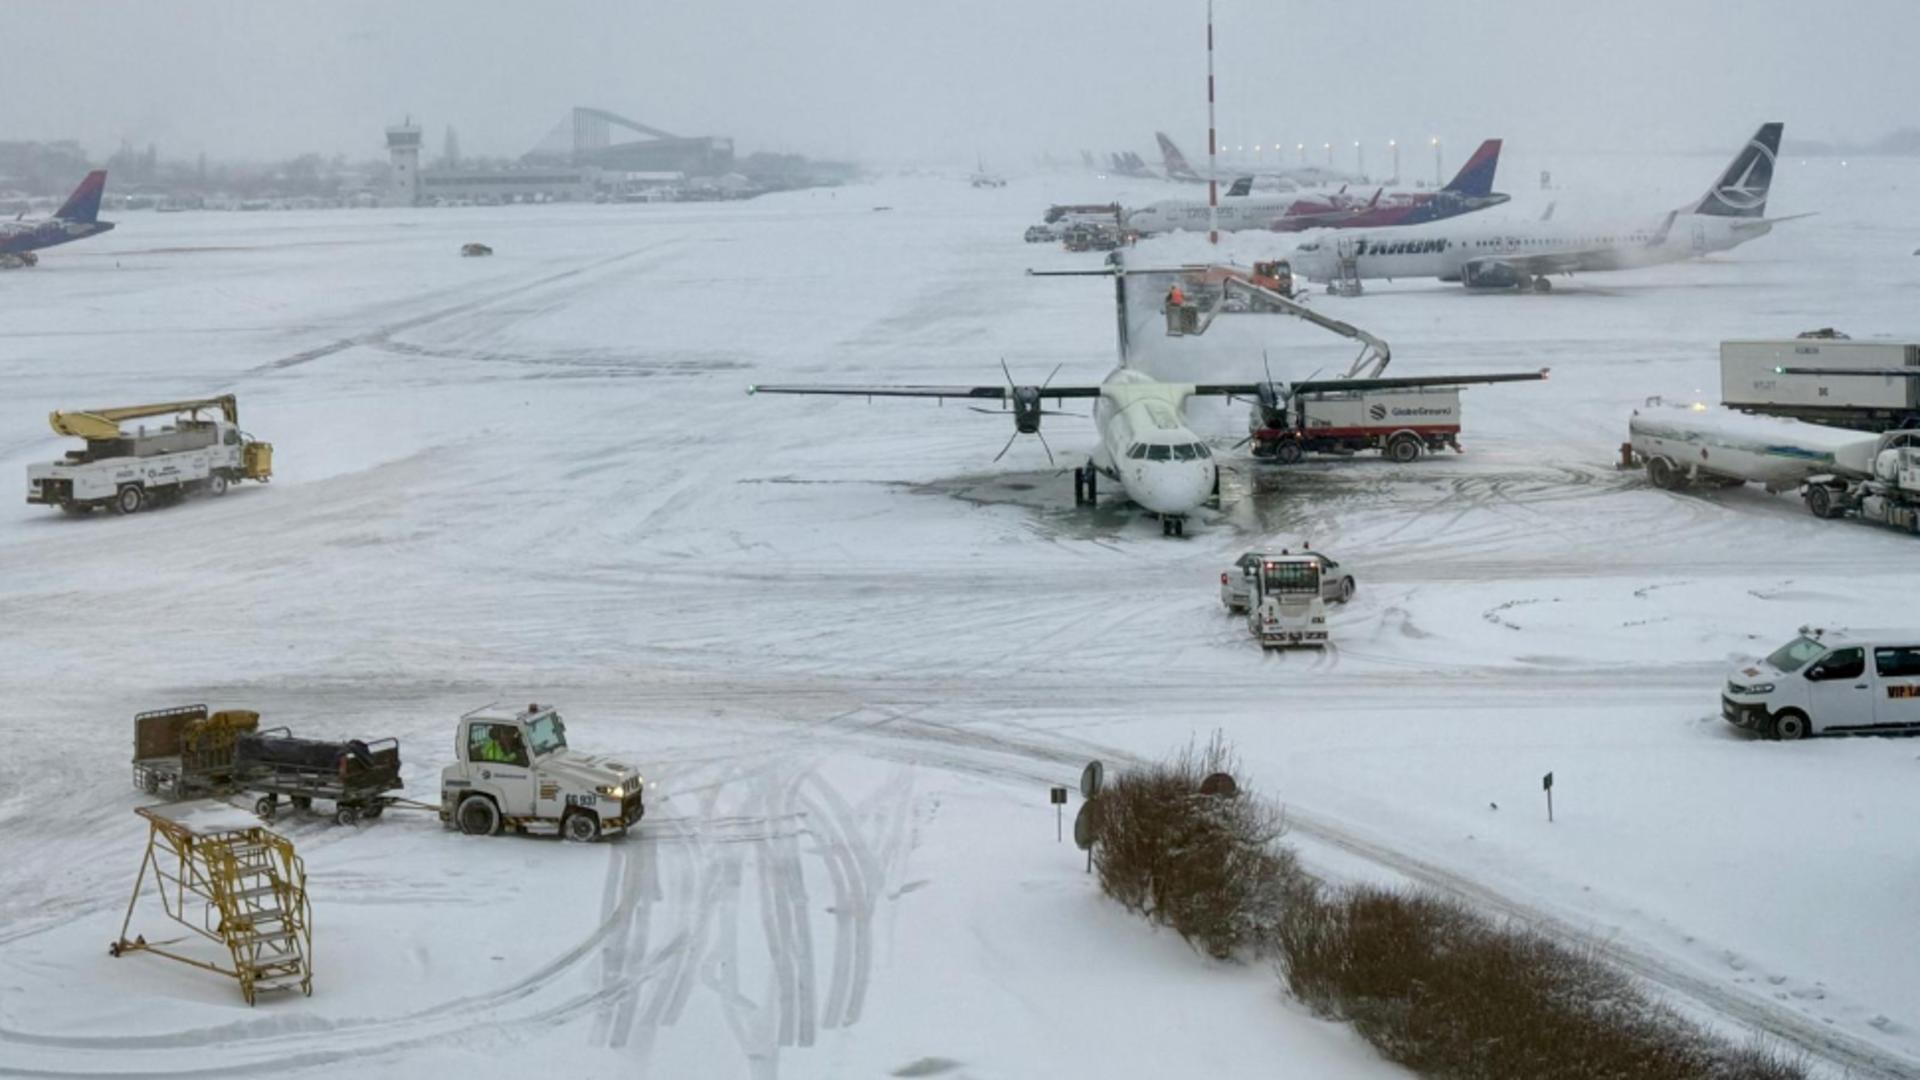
[441,703,645,842]
[27,394,271,515]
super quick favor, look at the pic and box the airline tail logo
[1156,132,1199,180]
[54,170,107,223]
[1696,123,1781,218]
[1442,139,1502,197]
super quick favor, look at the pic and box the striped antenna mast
[1206,0,1218,244]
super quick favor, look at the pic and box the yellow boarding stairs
[111,801,312,1005]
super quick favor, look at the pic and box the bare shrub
[1278,885,1808,1080]
[1091,733,1301,959]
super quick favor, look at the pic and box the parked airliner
[1290,124,1804,291]
[0,171,112,267]
[1127,140,1506,236]
[749,267,1546,537]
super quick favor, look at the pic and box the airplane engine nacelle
[1460,261,1522,290]
[1011,386,1044,434]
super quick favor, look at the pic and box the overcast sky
[3,0,1916,166]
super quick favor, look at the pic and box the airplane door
[1872,645,1920,730]
[1690,221,1707,256]
[1804,647,1873,732]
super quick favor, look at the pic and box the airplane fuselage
[1126,197,1298,236]
[1091,369,1216,517]
[0,218,114,256]
[1273,192,1511,233]
[1291,213,1773,284]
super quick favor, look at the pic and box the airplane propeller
[966,359,1077,465]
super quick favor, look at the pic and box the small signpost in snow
[1543,771,1554,823]
[1050,785,1068,842]
[1075,761,1106,873]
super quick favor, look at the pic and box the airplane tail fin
[1156,132,1200,180]
[1692,122,1782,218]
[1225,176,1253,197]
[1441,139,1501,196]
[54,170,107,223]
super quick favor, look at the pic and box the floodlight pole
[1206,0,1218,246]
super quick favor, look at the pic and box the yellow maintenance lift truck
[26,394,271,515]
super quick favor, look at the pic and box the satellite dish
[1079,760,1105,799]
[1199,772,1238,797]
[1073,799,1103,850]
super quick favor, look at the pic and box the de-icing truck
[27,395,271,515]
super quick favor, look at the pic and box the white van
[1722,627,1920,739]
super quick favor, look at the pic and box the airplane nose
[1135,460,1215,515]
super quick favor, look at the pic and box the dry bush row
[1090,736,1807,1080]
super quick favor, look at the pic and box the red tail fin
[54,171,107,223]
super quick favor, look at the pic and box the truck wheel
[1273,440,1304,465]
[333,805,361,827]
[362,804,385,819]
[1805,485,1837,519]
[562,809,602,843]
[1387,435,1421,464]
[253,795,277,821]
[1337,578,1356,604]
[1770,709,1811,741]
[1646,456,1679,490]
[209,473,229,497]
[291,796,312,811]
[457,795,501,836]
[113,485,145,515]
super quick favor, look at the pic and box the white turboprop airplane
[749,267,1546,536]
[1289,123,1810,292]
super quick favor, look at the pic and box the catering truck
[27,395,271,515]
[1721,335,1920,432]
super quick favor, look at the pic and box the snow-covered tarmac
[1,157,1917,1078]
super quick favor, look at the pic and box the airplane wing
[1193,369,1549,398]
[748,383,1104,401]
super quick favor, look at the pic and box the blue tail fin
[54,171,107,223]
[1441,140,1501,196]
[1692,123,1782,218]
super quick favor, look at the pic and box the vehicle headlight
[595,784,625,800]
[1732,682,1773,696]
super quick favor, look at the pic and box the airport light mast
[1205,0,1218,245]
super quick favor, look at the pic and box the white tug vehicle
[440,703,645,842]
[27,394,272,515]
[1243,553,1330,649]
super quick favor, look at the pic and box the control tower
[386,121,422,207]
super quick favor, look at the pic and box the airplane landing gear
[1531,275,1553,293]
[1161,516,1186,537]
[1073,464,1099,507]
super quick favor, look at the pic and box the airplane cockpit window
[1171,444,1195,461]
[1127,443,1148,459]
[1195,444,1212,459]
[1146,445,1172,461]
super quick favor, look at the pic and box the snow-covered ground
[0,153,1917,1079]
